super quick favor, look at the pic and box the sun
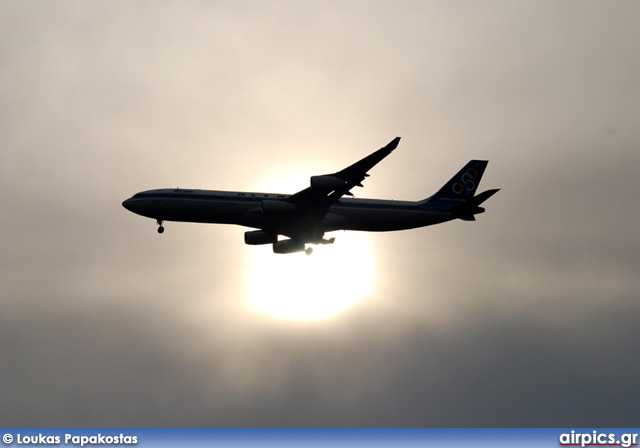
[244,231,375,320]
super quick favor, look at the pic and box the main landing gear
[303,237,334,256]
[156,219,165,234]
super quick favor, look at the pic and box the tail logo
[452,168,478,195]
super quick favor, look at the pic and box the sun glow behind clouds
[245,232,375,320]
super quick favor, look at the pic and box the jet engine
[261,200,295,215]
[272,239,305,254]
[310,175,345,190]
[244,230,278,245]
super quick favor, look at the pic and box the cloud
[3,290,639,426]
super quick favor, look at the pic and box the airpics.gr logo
[452,167,478,195]
[559,430,638,447]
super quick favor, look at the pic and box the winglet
[386,136,401,152]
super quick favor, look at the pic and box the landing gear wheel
[157,226,165,234]
[305,247,313,256]
[156,219,165,234]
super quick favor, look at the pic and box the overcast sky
[2,0,640,426]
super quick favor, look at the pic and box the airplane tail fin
[423,160,488,204]
[421,160,498,218]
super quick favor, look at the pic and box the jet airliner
[122,137,499,255]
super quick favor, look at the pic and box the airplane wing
[278,137,400,231]
[252,137,400,243]
[285,137,400,220]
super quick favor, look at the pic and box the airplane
[122,137,499,255]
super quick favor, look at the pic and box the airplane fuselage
[122,188,456,236]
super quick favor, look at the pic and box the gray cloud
[3,298,639,426]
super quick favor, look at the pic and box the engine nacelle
[310,175,345,190]
[261,200,295,215]
[272,239,305,254]
[244,230,278,245]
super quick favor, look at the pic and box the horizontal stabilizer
[449,188,500,216]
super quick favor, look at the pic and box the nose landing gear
[156,219,165,234]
